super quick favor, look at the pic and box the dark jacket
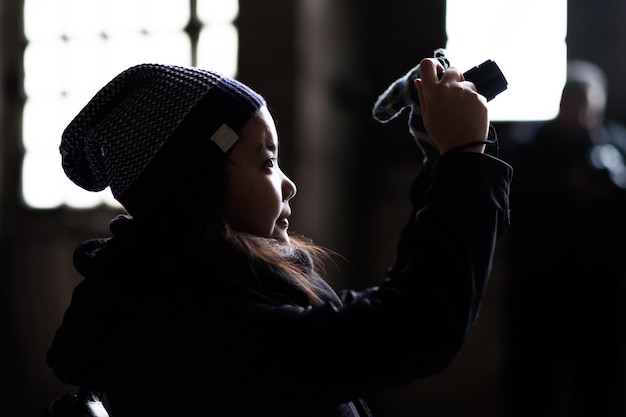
[47,151,512,417]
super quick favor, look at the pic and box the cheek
[223,178,253,224]
[224,179,280,236]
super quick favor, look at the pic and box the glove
[372,48,450,164]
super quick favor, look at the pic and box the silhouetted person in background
[500,59,626,417]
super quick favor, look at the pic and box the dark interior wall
[1,1,626,417]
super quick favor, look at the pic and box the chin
[274,233,290,245]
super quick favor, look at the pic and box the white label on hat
[211,123,239,152]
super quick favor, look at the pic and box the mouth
[276,217,289,229]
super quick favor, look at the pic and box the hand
[414,58,489,154]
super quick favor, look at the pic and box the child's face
[222,106,297,244]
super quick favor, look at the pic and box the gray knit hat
[60,63,265,216]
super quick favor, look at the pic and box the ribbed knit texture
[60,63,265,214]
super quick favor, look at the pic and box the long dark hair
[139,144,335,306]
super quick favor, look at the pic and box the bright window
[22,0,239,209]
[445,0,568,121]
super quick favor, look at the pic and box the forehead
[233,106,279,153]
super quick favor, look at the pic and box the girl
[46,57,512,417]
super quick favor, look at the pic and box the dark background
[2,1,625,416]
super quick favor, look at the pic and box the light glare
[446,0,567,121]
[22,0,239,209]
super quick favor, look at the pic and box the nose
[282,172,297,202]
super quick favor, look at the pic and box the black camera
[461,59,508,101]
[371,53,508,127]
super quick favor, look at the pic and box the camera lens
[463,60,508,101]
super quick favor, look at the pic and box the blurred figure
[500,60,626,417]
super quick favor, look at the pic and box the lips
[276,217,289,229]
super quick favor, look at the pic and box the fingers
[417,58,445,85]
[412,59,490,154]
[415,58,466,111]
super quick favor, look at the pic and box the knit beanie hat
[60,63,266,216]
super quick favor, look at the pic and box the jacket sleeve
[47,150,513,410]
[219,151,512,402]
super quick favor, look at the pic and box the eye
[264,157,276,168]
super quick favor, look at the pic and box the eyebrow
[259,139,277,153]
